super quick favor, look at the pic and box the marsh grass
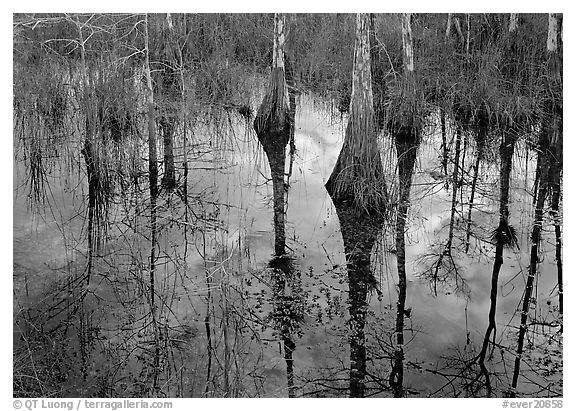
[14,50,277,396]
[14,61,74,208]
[13,13,563,398]
[325,92,391,217]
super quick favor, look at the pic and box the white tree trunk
[548,13,558,53]
[465,14,471,54]
[349,13,374,115]
[547,13,561,146]
[445,13,452,40]
[273,13,286,70]
[166,12,173,30]
[272,13,289,110]
[509,13,519,33]
[325,12,386,209]
[401,13,414,74]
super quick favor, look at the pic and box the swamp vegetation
[13,13,562,398]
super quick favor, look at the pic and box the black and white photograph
[12,11,564,401]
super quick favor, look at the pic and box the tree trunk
[174,13,190,257]
[81,141,97,286]
[430,126,461,295]
[144,16,158,311]
[448,127,462,251]
[509,14,519,33]
[203,249,213,396]
[446,13,452,40]
[325,13,387,213]
[464,150,481,253]
[440,108,449,183]
[390,13,419,398]
[391,136,417,398]
[285,51,297,192]
[271,156,287,256]
[547,12,563,327]
[532,152,541,206]
[325,13,387,398]
[160,115,176,190]
[253,14,298,396]
[548,112,563,332]
[477,130,515,397]
[510,148,548,395]
[253,13,291,257]
[76,17,97,286]
[465,121,487,254]
[460,132,467,190]
[159,13,177,191]
[369,14,386,132]
[144,14,161,394]
[222,282,230,397]
[334,206,382,398]
[465,14,471,55]
[475,16,523,395]
[550,167,562,331]
[284,336,296,397]
[511,12,562,395]
[269,256,300,398]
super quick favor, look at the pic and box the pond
[13,95,561,398]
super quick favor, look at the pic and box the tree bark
[284,51,297,192]
[334,206,382,398]
[477,130,515,397]
[391,136,417,397]
[269,256,300,398]
[144,14,161,394]
[253,14,298,396]
[465,120,487,254]
[446,13,452,40]
[76,17,97,286]
[550,165,562,331]
[159,13,178,191]
[548,12,563,330]
[390,13,419,398]
[144,15,158,310]
[254,13,291,257]
[369,14,386,132]
[325,13,387,212]
[509,14,519,33]
[448,127,462,251]
[440,108,449,183]
[325,13,387,398]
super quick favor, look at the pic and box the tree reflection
[330,201,384,397]
[267,255,305,397]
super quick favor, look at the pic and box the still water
[13,96,560,397]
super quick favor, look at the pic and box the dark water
[13,96,561,397]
